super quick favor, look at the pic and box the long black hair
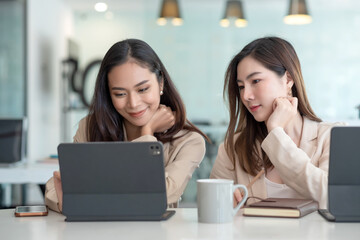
[224,37,320,175]
[87,39,208,143]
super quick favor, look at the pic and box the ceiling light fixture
[220,0,247,28]
[284,0,312,25]
[94,2,108,13]
[157,0,183,26]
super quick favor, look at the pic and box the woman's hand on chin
[141,104,176,136]
[266,97,298,132]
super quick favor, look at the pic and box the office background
[1,0,360,206]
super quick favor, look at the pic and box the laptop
[318,126,360,222]
[0,118,27,166]
[57,141,175,221]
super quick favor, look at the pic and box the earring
[288,90,292,96]
[160,90,163,95]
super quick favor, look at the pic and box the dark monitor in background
[0,118,27,166]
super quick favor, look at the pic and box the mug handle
[232,184,248,216]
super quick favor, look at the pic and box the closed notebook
[243,198,319,218]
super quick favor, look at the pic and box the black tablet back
[58,142,175,221]
[326,126,360,222]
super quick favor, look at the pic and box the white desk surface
[0,161,59,184]
[1,208,359,240]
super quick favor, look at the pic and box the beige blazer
[210,117,344,209]
[45,118,205,212]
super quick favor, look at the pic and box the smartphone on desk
[15,206,48,217]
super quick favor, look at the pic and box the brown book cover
[243,198,319,218]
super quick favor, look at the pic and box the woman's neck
[124,121,142,141]
[284,111,303,147]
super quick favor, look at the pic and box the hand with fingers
[233,169,264,207]
[233,188,244,208]
[266,97,298,132]
[141,104,176,136]
[53,171,63,212]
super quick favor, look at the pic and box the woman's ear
[159,79,164,95]
[286,71,294,89]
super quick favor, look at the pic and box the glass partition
[0,0,26,117]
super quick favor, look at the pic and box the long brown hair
[224,37,321,176]
[87,39,208,143]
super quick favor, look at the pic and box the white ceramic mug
[197,179,248,223]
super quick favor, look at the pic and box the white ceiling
[62,0,360,12]
[62,0,147,11]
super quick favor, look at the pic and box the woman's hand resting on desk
[266,97,298,132]
[53,171,63,212]
[141,104,176,136]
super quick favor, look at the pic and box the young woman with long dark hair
[45,39,208,212]
[211,37,343,208]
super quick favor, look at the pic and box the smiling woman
[107,62,167,139]
[44,39,209,213]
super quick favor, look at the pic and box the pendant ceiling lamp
[220,0,247,28]
[157,0,183,26]
[284,0,312,25]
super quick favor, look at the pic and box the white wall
[27,0,73,160]
[70,0,360,128]
[25,0,360,160]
